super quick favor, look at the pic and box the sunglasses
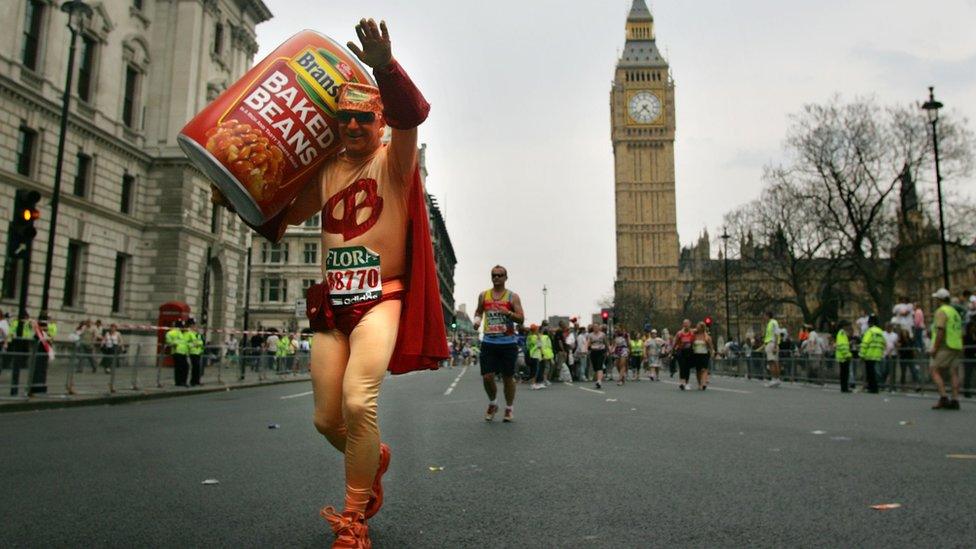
[336,111,376,124]
[491,273,506,278]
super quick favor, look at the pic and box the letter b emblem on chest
[324,178,384,241]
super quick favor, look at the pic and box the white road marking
[444,366,468,396]
[280,390,314,400]
[578,387,605,394]
[659,380,751,394]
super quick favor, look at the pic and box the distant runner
[473,265,525,422]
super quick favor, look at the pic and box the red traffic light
[601,310,609,320]
[704,316,713,326]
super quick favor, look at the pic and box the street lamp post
[542,285,548,323]
[921,86,950,290]
[720,229,733,343]
[40,0,93,314]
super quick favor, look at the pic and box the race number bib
[326,246,382,307]
[485,309,510,335]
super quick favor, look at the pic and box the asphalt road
[1,367,974,548]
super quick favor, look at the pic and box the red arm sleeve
[374,59,430,130]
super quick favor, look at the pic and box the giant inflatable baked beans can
[178,30,375,229]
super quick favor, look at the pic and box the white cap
[932,288,951,300]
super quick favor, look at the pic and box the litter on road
[946,454,976,460]
[201,479,220,485]
[268,423,281,429]
[428,466,444,472]
[870,503,902,510]
[811,430,827,435]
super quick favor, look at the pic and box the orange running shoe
[365,443,391,519]
[321,506,371,549]
[485,403,498,422]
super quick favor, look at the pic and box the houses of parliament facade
[610,1,975,339]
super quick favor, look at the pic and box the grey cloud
[722,148,780,170]
[852,45,976,89]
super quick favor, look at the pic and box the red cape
[389,167,449,373]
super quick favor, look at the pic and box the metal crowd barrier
[708,353,976,394]
[0,341,311,403]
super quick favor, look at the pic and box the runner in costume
[220,19,447,548]
[473,265,525,422]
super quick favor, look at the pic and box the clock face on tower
[628,91,662,124]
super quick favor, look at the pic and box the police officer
[859,315,885,394]
[834,320,853,393]
[166,319,190,387]
[187,317,204,386]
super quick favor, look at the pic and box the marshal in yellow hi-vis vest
[933,304,963,351]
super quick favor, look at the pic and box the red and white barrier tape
[112,324,305,337]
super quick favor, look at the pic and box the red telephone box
[158,302,190,367]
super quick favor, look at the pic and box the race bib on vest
[485,309,510,335]
[326,246,382,307]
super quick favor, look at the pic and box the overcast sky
[255,0,976,323]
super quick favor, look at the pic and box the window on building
[302,279,316,295]
[260,278,287,302]
[213,22,224,55]
[73,152,91,197]
[16,126,36,177]
[111,253,129,313]
[122,65,140,128]
[121,173,135,214]
[261,242,288,264]
[77,34,97,102]
[303,242,318,264]
[63,241,84,307]
[2,246,20,300]
[133,0,143,10]
[21,0,44,70]
[304,213,321,228]
[211,202,220,233]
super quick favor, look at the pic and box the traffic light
[450,316,457,330]
[704,316,713,328]
[7,190,41,259]
[601,309,609,321]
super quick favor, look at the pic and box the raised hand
[347,18,393,70]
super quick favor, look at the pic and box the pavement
[0,353,310,412]
[1,367,973,548]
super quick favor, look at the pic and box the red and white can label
[178,30,374,228]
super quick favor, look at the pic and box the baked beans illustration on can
[178,30,375,229]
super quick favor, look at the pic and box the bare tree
[723,176,852,326]
[784,97,974,314]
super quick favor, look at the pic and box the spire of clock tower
[626,0,655,41]
[620,1,667,68]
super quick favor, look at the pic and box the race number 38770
[327,268,379,291]
[325,246,382,305]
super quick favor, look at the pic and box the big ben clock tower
[611,0,680,311]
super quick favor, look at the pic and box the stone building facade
[0,0,271,337]
[246,143,457,332]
